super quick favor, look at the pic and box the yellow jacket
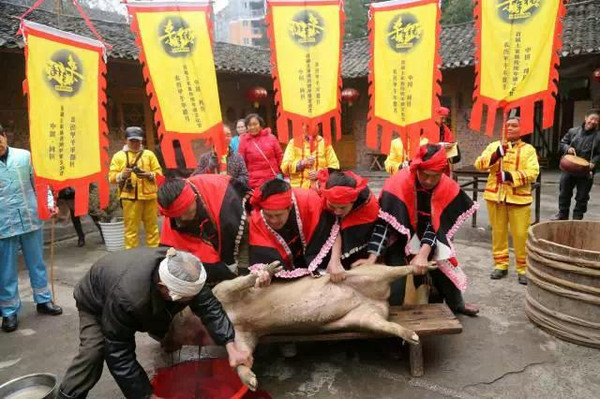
[281,135,340,188]
[474,140,539,205]
[384,138,408,175]
[109,148,163,200]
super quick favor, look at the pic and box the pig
[166,261,434,391]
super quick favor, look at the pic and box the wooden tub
[526,221,600,348]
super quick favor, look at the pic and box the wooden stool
[260,303,463,377]
[367,152,385,171]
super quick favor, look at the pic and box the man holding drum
[555,109,600,220]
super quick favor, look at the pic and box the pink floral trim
[274,268,312,279]
[307,220,340,272]
[233,195,249,263]
[249,263,312,279]
[378,210,413,255]
[445,202,479,259]
[249,263,268,273]
[291,193,307,250]
[437,259,468,292]
[260,210,294,261]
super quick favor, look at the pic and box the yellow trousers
[121,199,160,250]
[486,200,531,275]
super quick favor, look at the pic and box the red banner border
[366,0,442,157]
[127,3,225,169]
[21,23,110,219]
[469,0,567,137]
[266,0,344,146]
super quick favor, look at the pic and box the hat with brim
[125,126,144,141]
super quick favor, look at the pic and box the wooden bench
[259,303,462,377]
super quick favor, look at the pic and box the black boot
[77,236,86,247]
[572,213,584,221]
[552,212,568,221]
[490,269,508,279]
[37,302,63,316]
[518,274,528,285]
[2,314,18,332]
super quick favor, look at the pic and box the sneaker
[490,269,508,280]
[518,274,527,285]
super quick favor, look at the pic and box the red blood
[151,359,271,399]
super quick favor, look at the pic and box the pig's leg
[234,331,259,391]
[330,305,420,345]
[213,261,282,300]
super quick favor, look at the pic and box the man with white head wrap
[58,247,251,399]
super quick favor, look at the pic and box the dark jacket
[74,247,235,398]
[560,125,600,169]
[193,149,249,186]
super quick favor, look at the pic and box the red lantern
[341,87,360,106]
[245,86,268,108]
[593,68,600,83]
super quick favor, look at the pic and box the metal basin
[0,373,57,399]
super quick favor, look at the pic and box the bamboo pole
[50,216,56,303]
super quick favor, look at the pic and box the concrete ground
[1,177,599,398]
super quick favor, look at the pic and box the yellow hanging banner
[366,0,441,156]
[470,0,566,136]
[267,0,343,144]
[22,21,109,219]
[127,1,224,167]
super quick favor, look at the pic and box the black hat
[125,126,144,141]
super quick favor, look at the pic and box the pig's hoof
[409,333,420,345]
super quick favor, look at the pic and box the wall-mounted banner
[470,0,566,136]
[366,0,441,157]
[126,1,224,167]
[21,21,109,219]
[267,0,343,144]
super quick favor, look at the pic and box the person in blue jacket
[0,125,62,332]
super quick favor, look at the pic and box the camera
[132,166,145,175]
[124,179,134,191]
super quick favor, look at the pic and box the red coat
[238,128,283,189]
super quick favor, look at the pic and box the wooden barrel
[526,221,600,348]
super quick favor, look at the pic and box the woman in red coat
[238,114,283,189]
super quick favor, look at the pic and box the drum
[559,154,590,176]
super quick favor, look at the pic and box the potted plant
[88,185,124,252]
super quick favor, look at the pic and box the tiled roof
[0,1,271,75]
[1,0,599,78]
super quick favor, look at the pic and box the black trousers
[558,172,594,219]
[385,247,465,312]
[59,311,105,399]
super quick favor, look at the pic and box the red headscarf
[410,144,448,173]
[158,181,197,218]
[318,169,368,204]
[250,187,293,210]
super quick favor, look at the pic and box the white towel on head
[158,256,207,301]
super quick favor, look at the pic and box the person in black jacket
[58,247,251,399]
[555,109,600,220]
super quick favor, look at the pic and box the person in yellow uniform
[109,127,163,249]
[281,123,339,188]
[384,137,408,175]
[474,117,539,285]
